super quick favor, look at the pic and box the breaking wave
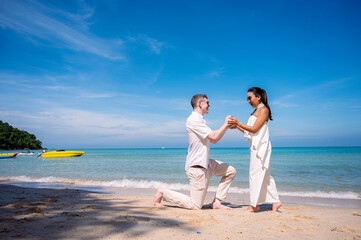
[0,175,359,200]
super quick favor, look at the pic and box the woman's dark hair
[248,87,273,120]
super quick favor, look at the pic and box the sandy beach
[0,183,360,240]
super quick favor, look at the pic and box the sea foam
[1,175,359,200]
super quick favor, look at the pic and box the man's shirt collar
[192,111,204,119]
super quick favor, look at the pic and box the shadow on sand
[202,202,281,213]
[0,184,195,239]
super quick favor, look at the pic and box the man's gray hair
[191,94,208,109]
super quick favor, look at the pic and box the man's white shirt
[185,111,213,169]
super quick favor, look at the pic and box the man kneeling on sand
[154,94,236,210]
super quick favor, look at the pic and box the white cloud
[143,36,167,54]
[0,71,191,113]
[0,0,124,60]
[271,128,312,137]
[46,85,73,91]
[77,93,116,99]
[127,34,169,55]
[206,68,225,78]
[271,77,354,108]
[217,99,246,106]
[271,100,298,108]
[0,108,186,143]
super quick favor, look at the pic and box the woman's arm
[236,125,245,133]
[229,108,269,133]
[241,108,269,133]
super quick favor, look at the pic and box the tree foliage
[0,120,43,150]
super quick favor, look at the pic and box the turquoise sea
[1,147,360,206]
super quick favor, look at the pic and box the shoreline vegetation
[0,120,43,150]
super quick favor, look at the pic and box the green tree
[0,120,43,150]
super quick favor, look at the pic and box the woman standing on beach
[229,87,282,212]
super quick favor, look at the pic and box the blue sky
[0,0,360,148]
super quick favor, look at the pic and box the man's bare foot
[211,199,232,210]
[244,205,259,212]
[153,187,164,207]
[272,202,282,212]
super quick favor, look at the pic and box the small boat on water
[0,153,18,159]
[41,150,85,158]
[18,151,36,156]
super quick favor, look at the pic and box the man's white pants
[163,159,236,210]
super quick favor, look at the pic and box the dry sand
[0,183,360,240]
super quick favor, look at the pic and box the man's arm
[207,116,231,143]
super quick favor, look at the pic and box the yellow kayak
[41,150,85,158]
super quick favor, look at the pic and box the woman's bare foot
[153,187,164,207]
[272,202,282,212]
[211,199,232,210]
[244,205,259,212]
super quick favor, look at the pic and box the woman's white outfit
[244,115,280,207]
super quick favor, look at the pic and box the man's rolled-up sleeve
[188,118,212,140]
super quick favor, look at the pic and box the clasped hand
[226,116,241,129]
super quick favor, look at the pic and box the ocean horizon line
[2,146,361,152]
[9,146,360,151]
